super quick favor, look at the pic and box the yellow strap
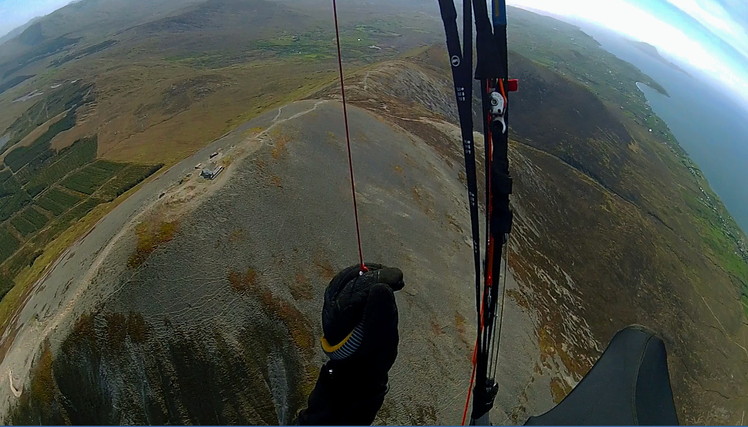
[320,329,354,353]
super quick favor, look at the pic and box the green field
[0,35,79,79]
[10,206,49,236]
[0,124,160,301]
[0,74,34,96]
[508,9,675,150]
[10,216,37,236]
[52,40,117,67]
[0,226,21,264]
[97,164,162,201]
[1,81,89,156]
[0,175,30,222]
[46,197,102,236]
[5,110,77,173]
[253,26,393,62]
[23,137,98,196]
[0,196,102,299]
[61,161,126,195]
[0,169,11,183]
[36,187,82,216]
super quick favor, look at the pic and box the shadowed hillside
[338,47,748,423]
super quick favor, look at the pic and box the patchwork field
[0,126,161,298]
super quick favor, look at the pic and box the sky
[507,0,748,111]
[0,0,75,39]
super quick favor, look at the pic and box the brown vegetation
[454,311,470,349]
[411,185,435,218]
[313,254,336,281]
[127,220,179,268]
[228,266,314,352]
[227,268,258,293]
[227,228,246,243]
[549,377,572,404]
[430,319,444,336]
[11,340,67,424]
[256,288,313,351]
[29,340,56,409]
[104,312,149,349]
[270,129,292,160]
[290,272,313,301]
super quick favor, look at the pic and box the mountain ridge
[0,2,744,424]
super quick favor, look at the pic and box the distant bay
[580,25,748,235]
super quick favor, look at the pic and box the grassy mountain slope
[0,0,443,161]
[0,1,746,424]
[345,42,748,422]
[504,10,748,422]
[0,0,444,337]
[10,43,747,423]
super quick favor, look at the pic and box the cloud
[507,0,748,110]
[665,0,748,59]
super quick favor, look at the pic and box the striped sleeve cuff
[321,322,365,360]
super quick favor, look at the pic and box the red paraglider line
[332,0,366,272]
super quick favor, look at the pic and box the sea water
[583,25,748,235]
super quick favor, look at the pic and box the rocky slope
[6,45,748,424]
[336,47,748,423]
[8,96,548,424]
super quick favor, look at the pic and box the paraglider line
[332,0,366,272]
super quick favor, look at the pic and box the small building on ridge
[201,162,224,180]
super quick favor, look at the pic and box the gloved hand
[297,263,405,425]
[321,263,404,369]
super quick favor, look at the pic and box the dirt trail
[0,98,563,424]
[0,100,325,418]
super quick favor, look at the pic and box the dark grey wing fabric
[525,325,679,426]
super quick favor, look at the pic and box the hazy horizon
[508,0,748,114]
[0,0,76,39]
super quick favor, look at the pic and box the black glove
[297,263,404,425]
